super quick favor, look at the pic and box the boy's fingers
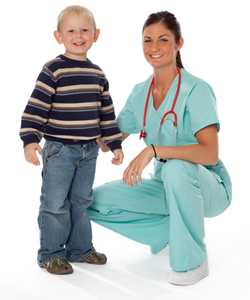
[37,145,43,154]
[29,153,40,165]
[112,152,123,165]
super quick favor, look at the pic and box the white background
[1,0,250,299]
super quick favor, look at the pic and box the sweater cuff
[107,140,122,152]
[22,135,40,147]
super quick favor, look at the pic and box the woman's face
[143,22,183,70]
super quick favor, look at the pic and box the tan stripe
[57,84,102,93]
[100,120,116,126]
[36,81,55,94]
[53,67,104,78]
[45,133,101,140]
[52,101,101,109]
[20,128,41,133]
[29,97,51,109]
[22,113,47,123]
[102,133,123,141]
[48,118,99,126]
[101,104,113,112]
[102,91,110,97]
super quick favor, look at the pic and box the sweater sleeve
[99,77,122,151]
[19,65,56,147]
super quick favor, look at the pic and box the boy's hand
[24,143,42,166]
[112,149,124,165]
[96,138,110,152]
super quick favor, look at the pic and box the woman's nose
[151,42,160,52]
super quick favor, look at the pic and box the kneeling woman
[89,11,232,285]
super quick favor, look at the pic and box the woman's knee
[161,159,197,184]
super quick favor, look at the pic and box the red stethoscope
[139,68,181,139]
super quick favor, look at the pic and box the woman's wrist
[146,145,155,159]
[150,144,167,163]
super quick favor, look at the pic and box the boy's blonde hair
[57,5,96,31]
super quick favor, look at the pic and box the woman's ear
[178,36,184,50]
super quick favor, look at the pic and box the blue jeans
[38,140,99,266]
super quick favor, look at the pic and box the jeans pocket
[86,142,99,161]
[45,141,64,159]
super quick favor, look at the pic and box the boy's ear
[94,29,100,42]
[54,30,62,44]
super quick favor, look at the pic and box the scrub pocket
[158,119,177,146]
[206,161,232,203]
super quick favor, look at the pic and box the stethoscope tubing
[140,68,181,139]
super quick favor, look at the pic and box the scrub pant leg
[88,179,169,253]
[161,159,230,271]
[88,159,230,272]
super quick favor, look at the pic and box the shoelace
[48,257,68,268]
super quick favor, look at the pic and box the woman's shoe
[168,259,208,285]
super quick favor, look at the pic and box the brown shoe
[43,257,73,275]
[79,250,107,265]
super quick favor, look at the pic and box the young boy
[20,5,124,275]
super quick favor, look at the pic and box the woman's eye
[160,39,168,42]
[144,40,151,43]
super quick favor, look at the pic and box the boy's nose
[74,31,83,38]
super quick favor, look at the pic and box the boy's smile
[54,12,99,60]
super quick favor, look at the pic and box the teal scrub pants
[88,159,230,272]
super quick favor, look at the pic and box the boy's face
[54,13,99,59]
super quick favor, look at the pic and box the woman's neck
[153,65,178,90]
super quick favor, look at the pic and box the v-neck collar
[150,70,181,113]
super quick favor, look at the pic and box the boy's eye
[68,29,74,33]
[81,28,89,32]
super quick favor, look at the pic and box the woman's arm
[155,125,218,165]
[123,125,218,186]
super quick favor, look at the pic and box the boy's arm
[99,77,123,151]
[19,65,55,147]
[97,133,129,152]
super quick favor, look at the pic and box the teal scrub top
[117,69,232,202]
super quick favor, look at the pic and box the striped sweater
[20,55,122,151]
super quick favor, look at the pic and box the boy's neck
[63,52,87,61]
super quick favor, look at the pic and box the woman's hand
[123,146,154,186]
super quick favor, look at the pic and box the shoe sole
[168,271,208,286]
